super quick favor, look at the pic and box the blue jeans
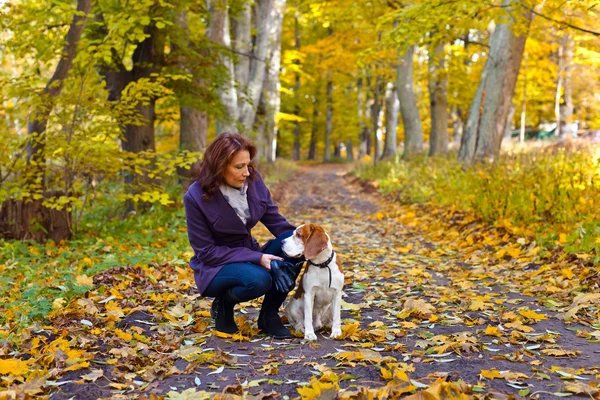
[203,230,302,302]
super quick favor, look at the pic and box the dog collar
[308,250,335,288]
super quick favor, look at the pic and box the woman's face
[223,150,251,189]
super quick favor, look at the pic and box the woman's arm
[184,193,263,266]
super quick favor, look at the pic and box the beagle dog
[282,224,344,340]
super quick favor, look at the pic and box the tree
[1,0,92,242]
[459,2,533,163]
[382,82,399,159]
[428,42,448,156]
[397,45,423,160]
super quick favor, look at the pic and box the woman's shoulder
[184,181,205,205]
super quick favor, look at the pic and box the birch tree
[382,82,399,159]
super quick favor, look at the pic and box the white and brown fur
[282,224,344,340]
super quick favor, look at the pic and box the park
[0,0,599,399]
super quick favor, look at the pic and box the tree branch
[522,5,600,36]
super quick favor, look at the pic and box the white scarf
[219,182,250,225]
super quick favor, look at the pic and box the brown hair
[194,133,257,199]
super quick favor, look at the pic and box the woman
[183,133,302,338]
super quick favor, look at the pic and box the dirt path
[47,165,599,399]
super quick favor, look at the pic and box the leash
[307,250,336,288]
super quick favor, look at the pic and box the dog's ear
[304,225,328,259]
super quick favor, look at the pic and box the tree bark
[308,88,319,160]
[175,10,208,190]
[6,0,92,242]
[458,1,533,163]
[206,0,239,134]
[371,75,383,162]
[357,77,368,159]
[346,139,354,160]
[428,42,448,156]
[233,1,252,95]
[292,11,301,160]
[382,82,399,159]
[397,45,423,160]
[557,33,575,138]
[324,79,333,162]
[451,107,464,145]
[238,0,275,131]
[262,0,286,163]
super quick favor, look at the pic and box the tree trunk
[334,142,342,158]
[233,1,251,96]
[428,42,448,156]
[458,1,533,163]
[357,77,368,159]
[324,79,333,162]
[292,11,301,160]
[382,82,399,159]
[371,75,383,162]
[397,45,423,160]
[557,33,575,138]
[238,0,275,131]
[505,104,516,140]
[308,88,319,160]
[346,139,354,161]
[262,0,286,163]
[176,10,208,190]
[451,107,464,145]
[206,0,239,134]
[6,0,91,242]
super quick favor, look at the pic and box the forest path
[46,164,598,400]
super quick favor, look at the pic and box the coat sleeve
[256,172,296,237]
[184,193,264,266]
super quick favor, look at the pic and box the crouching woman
[183,133,301,338]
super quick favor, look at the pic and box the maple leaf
[484,325,502,337]
[519,308,548,321]
[297,375,340,400]
[0,358,30,376]
[480,369,503,379]
[79,369,104,382]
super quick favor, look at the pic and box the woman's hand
[260,254,283,270]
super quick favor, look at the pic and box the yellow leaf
[480,369,503,379]
[485,325,502,337]
[80,369,104,382]
[76,275,94,287]
[507,247,521,258]
[559,233,567,243]
[519,309,548,321]
[52,298,66,310]
[114,328,133,342]
[0,359,30,376]
[63,362,90,372]
[561,268,574,279]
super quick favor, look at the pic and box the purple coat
[183,171,295,295]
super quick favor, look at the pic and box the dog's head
[282,224,330,260]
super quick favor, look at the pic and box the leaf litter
[1,164,599,399]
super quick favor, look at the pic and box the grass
[351,142,600,259]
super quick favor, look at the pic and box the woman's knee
[232,267,272,301]
[249,269,272,295]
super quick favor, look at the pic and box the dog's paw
[330,328,342,339]
[304,332,317,341]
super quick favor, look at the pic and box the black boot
[258,290,292,339]
[212,290,238,334]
